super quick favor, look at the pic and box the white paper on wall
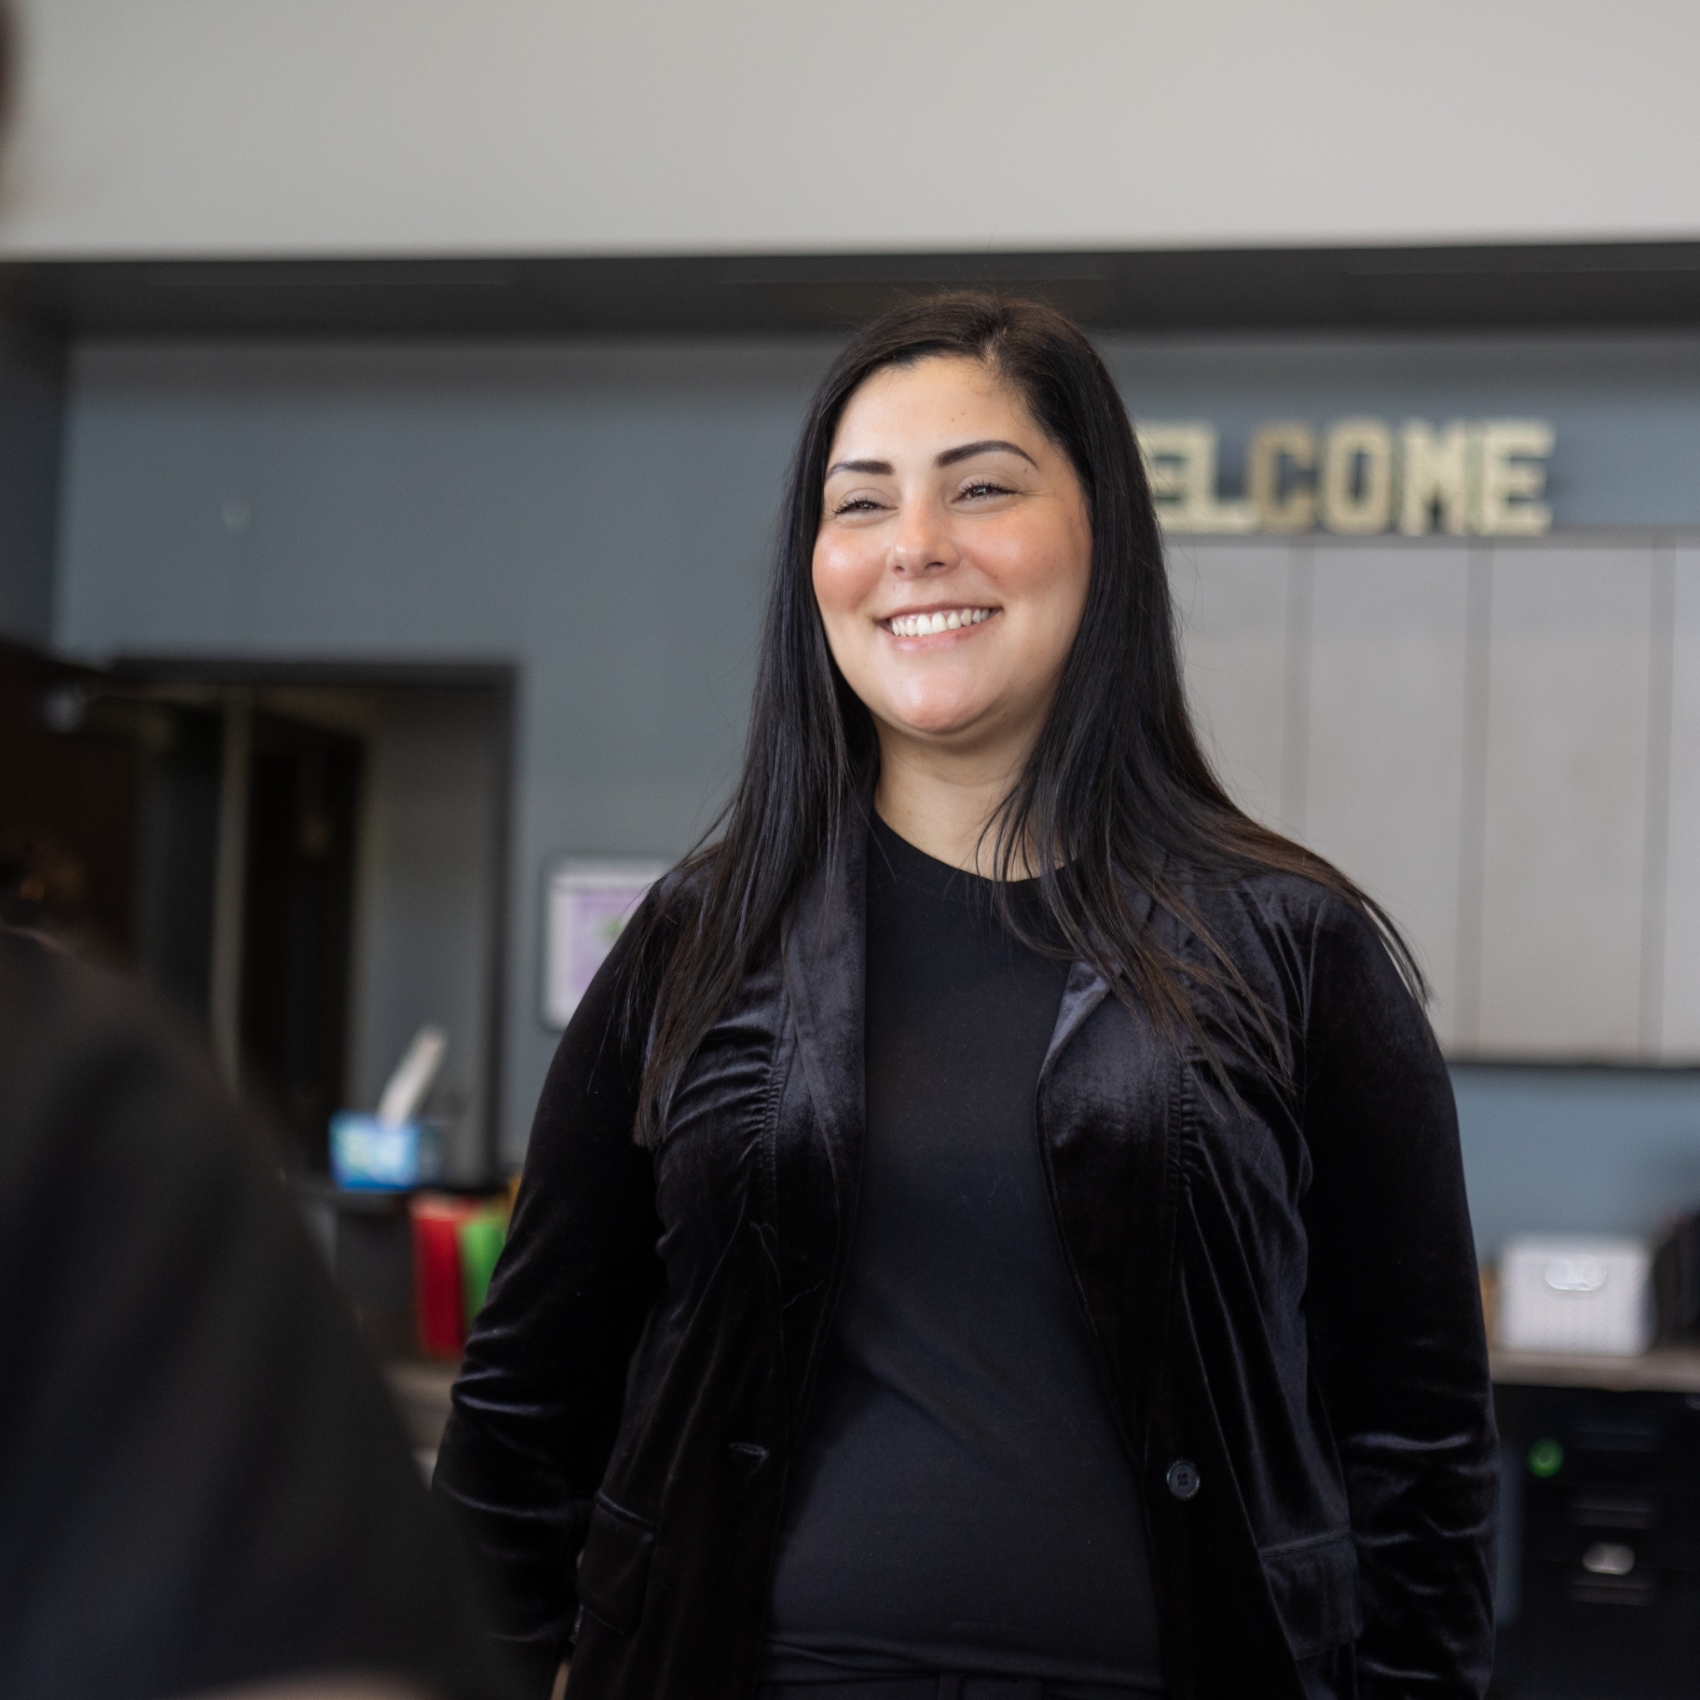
[543,858,670,1029]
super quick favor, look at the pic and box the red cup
[410,1194,484,1358]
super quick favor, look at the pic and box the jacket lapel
[1034,869,1175,1444]
[786,835,1159,1152]
[1043,960,1111,1078]
[1040,869,1157,1079]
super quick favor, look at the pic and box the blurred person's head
[0,19,496,1693]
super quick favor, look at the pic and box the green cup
[457,1209,508,1329]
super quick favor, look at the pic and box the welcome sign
[1140,419,1555,537]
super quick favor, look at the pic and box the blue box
[329,1112,444,1191]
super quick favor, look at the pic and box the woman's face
[813,355,1093,768]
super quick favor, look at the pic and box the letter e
[1473,421,1554,536]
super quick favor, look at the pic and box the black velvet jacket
[435,832,1496,1700]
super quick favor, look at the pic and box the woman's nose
[888,502,957,576]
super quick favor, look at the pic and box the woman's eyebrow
[936,438,1039,469]
[824,457,893,479]
[823,440,1038,481]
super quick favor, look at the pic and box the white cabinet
[1474,548,1653,1057]
[1660,547,1700,1057]
[1170,539,1294,832]
[1172,535,1682,1062]
[1303,547,1472,1048]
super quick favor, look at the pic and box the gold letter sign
[1140,418,1554,536]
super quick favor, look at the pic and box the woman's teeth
[887,608,993,637]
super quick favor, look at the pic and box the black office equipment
[1494,1382,1700,1696]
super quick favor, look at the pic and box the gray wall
[57,337,833,1161]
[1455,1065,1700,1258]
[54,329,1700,1233]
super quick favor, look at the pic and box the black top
[763,817,1165,1690]
[0,928,517,1700]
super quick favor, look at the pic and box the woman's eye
[831,496,884,516]
[959,479,1014,501]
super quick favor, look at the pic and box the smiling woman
[813,360,1093,874]
[433,296,1498,1700]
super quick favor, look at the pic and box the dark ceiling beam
[2,242,1698,340]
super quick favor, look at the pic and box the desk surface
[388,1350,1700,1412]
[1491,1346,1700,1393]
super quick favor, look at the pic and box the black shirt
[764,817,1164,1690]
[0,928,517,1700]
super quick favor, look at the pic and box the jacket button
[1165,1458,1201,1501]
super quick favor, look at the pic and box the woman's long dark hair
[630,292,1420,1143]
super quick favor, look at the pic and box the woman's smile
[880,604,997,641]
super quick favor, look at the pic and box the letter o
[1319,420,1394,535]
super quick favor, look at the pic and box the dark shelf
[5,241,1699,343]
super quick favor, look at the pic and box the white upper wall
[2,0,1697,259]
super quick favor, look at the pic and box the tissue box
[1499,1236,1653,1356]
[330,1112,443,1191]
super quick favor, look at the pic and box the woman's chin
[879,702,1003,748]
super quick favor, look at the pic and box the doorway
[0,644,514,1184]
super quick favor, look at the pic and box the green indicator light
[1528,1438,1564,1478]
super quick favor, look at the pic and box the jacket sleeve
[434,907,665,1697]
[1297,896,1497,1700]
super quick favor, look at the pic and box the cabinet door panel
[1305,548,1470,1047]
[1170,541,1293,831]
[1476,548,1654,1057]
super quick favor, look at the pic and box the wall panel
[1660,547,1700,1057]
[1304,548,1471,1045]
[1170,540,1292,832]
[1475,548,1654,1056]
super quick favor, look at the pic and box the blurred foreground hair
[631,292,1420,1143]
